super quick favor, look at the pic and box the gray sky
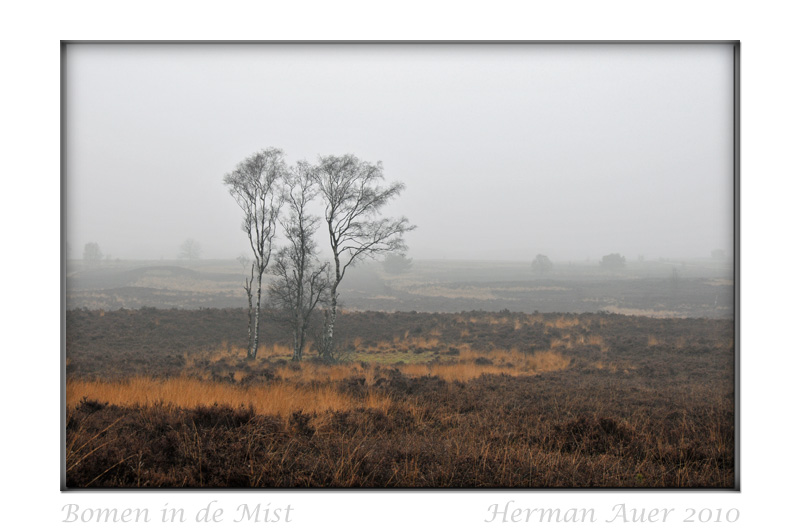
[65,43,734,262]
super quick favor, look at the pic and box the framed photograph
[62,41,737,494]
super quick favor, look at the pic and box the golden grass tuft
[550,337,573,350]
[66,377,391,417]
[78,339,575,419]
[399,363,524,382]
[527,313,546,325]
[395,346,570,382]
[526,350,571,372]
[586,335,605,347]
[408,336,440,349]
[546,316,580,329]
[260,343,293,358]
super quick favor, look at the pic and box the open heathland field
[65,258,734,318]
[64,307,735,488]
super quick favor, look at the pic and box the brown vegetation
[65,308,735,488]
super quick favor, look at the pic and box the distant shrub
[382,253,413,275]
[600,253,626,270]
[531,254,554,274]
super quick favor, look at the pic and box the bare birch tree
[314,154,414,361]
[224,148,285,359]
[269,162,329,361]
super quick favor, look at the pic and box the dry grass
[400,363,525,381]
[273,363,377,385]
[550,337,573,349]
[65,308,735,488]
[592,360,637,373]
[545,315,580,329]
[396,347,569,381]
[67,377,392,417]
[261,343,294,358]
[69,345,574,415]
[408,336,440,349]
[526,350,571,372]
[586,335,605,347]
[550,334,608,352]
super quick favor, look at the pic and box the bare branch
[312,154,415,359]
[223,147,286,359]
[268,161,329,361]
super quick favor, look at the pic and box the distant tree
[178,238,202,261]
[236,253,252,271]
[83,242,103,267]
[224,148,285,360]
[314,154,415,361]
[269,162,329,362]
[531,254,553,274]
[382,253,413,275]
[600,253,626,270]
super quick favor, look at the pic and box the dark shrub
[190,404,255,429]
[77,397,107,414]
[338,377,368,398]
[289,411,314,437]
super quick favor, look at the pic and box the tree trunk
[292,325,302,361]
[250,273,263,360]
[244,266,255,359]
[323,253,342,360]
[323,289,338,360]
[297,321,308,362]
[246,299,254,358]
[293,269,304,361]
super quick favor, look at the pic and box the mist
[64,43,733,263]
